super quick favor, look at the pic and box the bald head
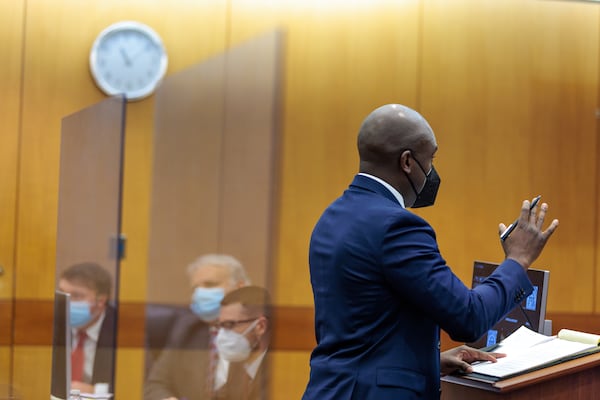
[357,104,438,204]
[358,104,436,168]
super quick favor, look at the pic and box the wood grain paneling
[0,0,23,300]
[0,0,23,389]
[12,300,315,350]
[117,0,229,303]
[114,348,144,400]
[0,301,13,346]
[10,299,600,398]
[441,353,600,399]
[147,31,282,304]
[595,10,600,313]
[0,347,11,397]
[56,97,125,293]
[12,346,51,400]
[4,0,600,399]
[16,0,229,302]
[270,351,311,400]
[13,1,229,397]
[10,299,600,350]
[228,0,422,305]
[419,0,599,312]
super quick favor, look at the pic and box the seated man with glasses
[144,254,251,400]
[144,284,270,400]
[213,285,271,400]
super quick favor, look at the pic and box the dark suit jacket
[91,305,117,391]
[143,312,211,400]
[302,175,533,400]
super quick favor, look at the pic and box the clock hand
[130,44,149,61]
[119,47,132,67]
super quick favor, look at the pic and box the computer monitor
[468,260,550,349]
[50,290,71,400]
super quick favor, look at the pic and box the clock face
[90,21,168,101]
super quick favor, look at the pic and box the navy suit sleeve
[381,213,533,342]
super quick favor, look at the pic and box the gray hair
[186,254,250,286]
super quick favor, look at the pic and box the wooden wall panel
[16,0,228,302]
[3,0,600,398]
[228,0,422,306]
[147,58,226,304]
[146,31,281,303]
[12,347,51,400]
[118,1,229,303]
[0,0,23,299]
[114,349,144,400]
[227,2,421,396]
[595,10,600,313]
[13,0,228,397]
[269,351,311,400]
[419,0,599,312]
[0,0,23,389]
[0,347,9,397]
[220,30,283,288]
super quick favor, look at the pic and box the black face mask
[406,157,441,208]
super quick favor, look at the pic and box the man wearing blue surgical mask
[144,254,250,400]
[188,254,250,322]
[58,262,115,395]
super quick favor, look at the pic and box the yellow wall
[1,0,599,398]
[419,0,599,312]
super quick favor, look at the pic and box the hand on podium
[440,345,506,376]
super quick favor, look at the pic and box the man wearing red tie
[58,262,115,394]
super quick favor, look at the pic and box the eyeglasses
[216,318,258,330]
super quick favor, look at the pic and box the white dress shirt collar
[215,349,268,390]
[358,173,405,208]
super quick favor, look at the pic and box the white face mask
[215,319,259,362]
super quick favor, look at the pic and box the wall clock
[89,21,168,101]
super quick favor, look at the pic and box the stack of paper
[469,326,600,380]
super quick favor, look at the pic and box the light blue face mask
[190,287,225,322]
[70,301,93,327]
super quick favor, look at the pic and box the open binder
[466,325,600,382]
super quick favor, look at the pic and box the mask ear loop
[241,318,260,336]
[402,151,423,197]
[241,318,262,351]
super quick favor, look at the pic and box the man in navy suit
[302,104,559,400]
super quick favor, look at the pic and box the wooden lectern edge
[442,351,600,393]
[492,351,600,392]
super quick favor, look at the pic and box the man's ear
[399,149,412,173]
[96,294,108,308]
[255,316,268,336]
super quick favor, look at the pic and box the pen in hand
[500,195,541,241]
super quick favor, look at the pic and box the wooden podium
[441,352,600,399]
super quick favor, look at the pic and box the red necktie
[206,326,219,397]
[71,330,87,382]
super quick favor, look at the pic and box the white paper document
[469,326,600,379]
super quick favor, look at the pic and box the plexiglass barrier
[144,30,283,400]
[55,95,125,396]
